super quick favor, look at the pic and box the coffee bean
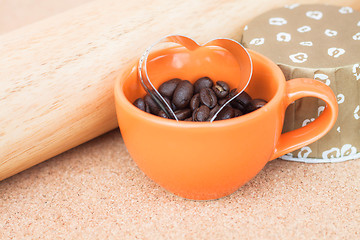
[172,80,194,109]
[175,108,192,120]
[157,110,169,118]
[193,105,210,122]
[234,108,243,117]
[246,99,267,112]
[194,77,213,93]
[164,97,176,111]
[189,93,200,111]
[145,104,151,113]
[134,98,151,113]
[229,89,251,112]
[230,99,246,112]
[218,98,228,106]
[215,106,235,121]
[133,77,266,122]
[144,94,160,114]
[200,88,217,109]
[229,89,252,106]
[213,81,230,99]
[133,98,146,111]
[208,104,220,120]
[158,78,181,98]
[228,88,237,98]
[237,91,252,107]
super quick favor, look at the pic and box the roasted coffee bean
[146,104,151,113]
[230,99,246,112]
[213,81,230,99]
[175,108,192,120]
[164,97,176,111]
[189,93,200,111]
[228,89,237,98]
[229,89,252,108]
[145,103,151,113]
[215,106,235,120]
[200,88,217,109]
[208,104,220,120]
[194,77,213,93]
[158,78,181,98]
[237,91,252,107]
[133,77,263,122]
[144,94,160,114]
[172,80,194,109]
[234,108,243,117]
[229,89,251,112]
[218,98,228,106]
[246,99,267,112]
[133,98,146,111]
[193,105,210,122]
[157,110,169,118]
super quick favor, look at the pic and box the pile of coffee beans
[133,77,267,121]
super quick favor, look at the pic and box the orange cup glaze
[114,46,338,200]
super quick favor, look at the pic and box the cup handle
[271,78,338,160]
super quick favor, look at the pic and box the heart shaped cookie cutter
[138,35,253,122]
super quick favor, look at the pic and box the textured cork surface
[1,130,360,239]
[1,1,360,239]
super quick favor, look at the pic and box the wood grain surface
[0,0,91,34]
[1,0,360,181]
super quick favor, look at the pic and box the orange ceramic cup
[114,46,338,200]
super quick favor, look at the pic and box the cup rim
[114,49,286,128]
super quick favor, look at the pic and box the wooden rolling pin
[1,0,359,181]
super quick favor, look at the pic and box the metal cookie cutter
[138,35,253,122]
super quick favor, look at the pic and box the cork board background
[1,1,360,239]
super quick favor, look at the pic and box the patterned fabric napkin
[242,4,360,163]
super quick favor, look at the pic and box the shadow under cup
[115,46,286,200]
